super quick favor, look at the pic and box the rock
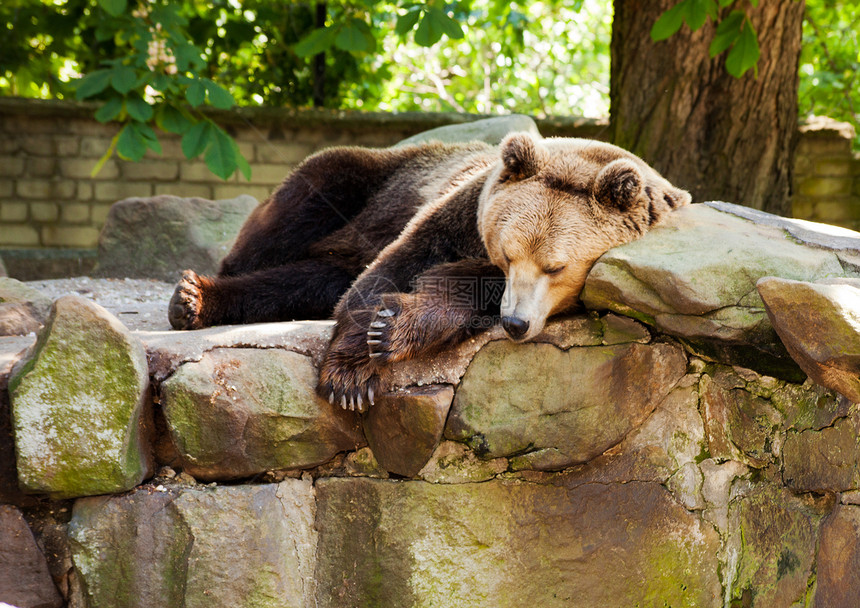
[727,482,830,607]
[396,114,540,147]
[771,380,850,433]
[581,202,860,380]
[161,348,364,480]
[758,277,860,403]
[782,413,860,492]
[388,314,611,391]
[363,385,454,477]
[95,194,258,282]
[68,479,316,608]
[1,336,40,507]
[418,441,508,484]
[701,367,783,468]
[141,319,334,383]
[699,458,749,533]
[445,340,687,469]
[815,504,860,607]
[9,295,152,499]
[314,477,722,607]
[548,383,705,489]
[0,277,53,336]
[0,505,62,608]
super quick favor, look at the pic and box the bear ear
[593,159,644,211]
[500,132,541,179]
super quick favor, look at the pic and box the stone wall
[792,116,860,228]
[2,98,858,278]
[2,198,860,607]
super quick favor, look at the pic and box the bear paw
[168,270,205,330]
[367,292,452,364]
[366,293,415,364]
[317,356,382,413]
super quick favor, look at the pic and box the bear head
[478,132,691,342]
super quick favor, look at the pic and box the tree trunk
[610,0,805,215]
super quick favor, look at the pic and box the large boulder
[9,295,152,499]
[396,114,540,147]
[581,202,860,380]
[161,347,364,480]
[758,277,860,403]
[95,194,258,282]
[0,277,53,336]
[68,479,317,608]
[314,477,723,607]
[445,339,687,470]
[0,504,62,608]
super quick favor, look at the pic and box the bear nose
[501,316,530,340]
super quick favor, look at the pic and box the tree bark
[610,0,805,215]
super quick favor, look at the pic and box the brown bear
[169,132,690,410]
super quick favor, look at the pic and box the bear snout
[501,315,530,340]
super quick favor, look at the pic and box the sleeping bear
[169,132,690,410]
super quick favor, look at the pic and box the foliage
[1,0,858,177]
[650,0,761,78]
[369,0,610,117]
[799,0,860,147]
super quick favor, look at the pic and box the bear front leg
[317,259,504,410]
[366,259,505,364]
[318,308,385,412]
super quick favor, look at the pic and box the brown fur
[169,133,690,410]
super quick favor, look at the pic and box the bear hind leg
[168,260,355,329]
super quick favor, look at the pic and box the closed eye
[544,265,566,275]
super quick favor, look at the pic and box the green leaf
[76,70,112,100]
[158,105,192,134]
[150,73,171,93]
[203,79,235,109]
[725,18,760,77]
[110,65,138,95]
[686,0,716,31]
[205,127,238,180]
[428,8,464,40]
[97,0,126,17]
[415,10,443,46]
[125,96,154,122]
[181,121,211,159]
[709,10,745,56]
[335,23,373,53]
[718,0,733,6]
[650,1,687,42]
[294,27,335,57]
[95,97,123,123]
[134,121,161,155]
[396,9,421,35]
[186,80,206,107]
[116,123,147,161]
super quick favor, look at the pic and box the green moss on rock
[9,295,151,499]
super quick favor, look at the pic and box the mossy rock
[9,295,152,499]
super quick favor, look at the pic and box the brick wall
[0,98,857,277]
[791,116,860,228]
